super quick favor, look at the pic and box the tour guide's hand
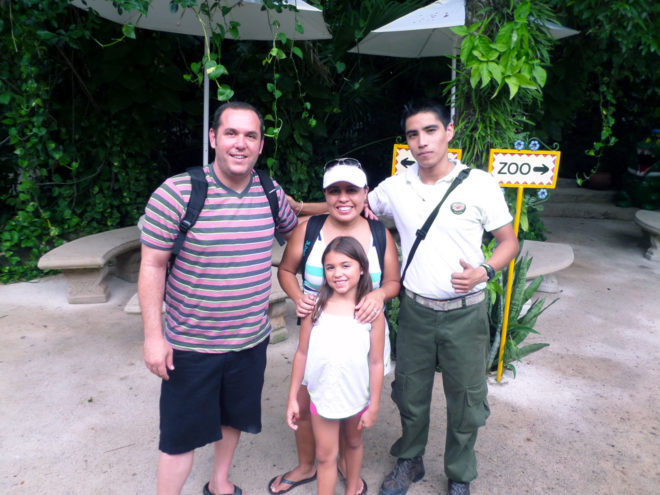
[451,259,488,294]
[362,204,379,221]
[144,336,174,380]
[295,293,317,318]
[355,291,384,323]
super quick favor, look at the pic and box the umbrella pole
[203,69,209,166]
[450,47,457,122]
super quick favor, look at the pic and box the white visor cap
[322,164,368,189]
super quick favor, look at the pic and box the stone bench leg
[64,266,110,304]
[268,297,289,344]
[537,274,559,293]
[643,231,660,261]
[115,250,141,282]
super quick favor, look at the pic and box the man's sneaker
[448,479,470,495]
[378,456,425,495]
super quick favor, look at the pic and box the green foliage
[486,252,557,376]
[7,0,654,288]
[448,0,557,167]
[0,0,199,282]
[385,296,400,359]
[452,2,547,100]
[541,0,660,182]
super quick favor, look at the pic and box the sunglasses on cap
[323,157,363,171]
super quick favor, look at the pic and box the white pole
[450,47,457,123]
[203,69,209,166]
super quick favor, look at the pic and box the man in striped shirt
[139,101,297,495]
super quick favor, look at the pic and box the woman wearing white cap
[269,158,401,495]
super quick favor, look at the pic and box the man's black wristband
[480,263,496,281]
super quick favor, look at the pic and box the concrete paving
[1,216,659,494]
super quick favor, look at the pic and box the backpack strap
[255,169,285,246]
[168,166,208,274]
[367,218,387,285]
[299,214,328,273]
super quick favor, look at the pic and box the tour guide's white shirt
[368,160,512,300]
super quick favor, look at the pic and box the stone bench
[519,240,574,293]
[38,226,141,303]
[634,209,660,261]
[124,266,293,344]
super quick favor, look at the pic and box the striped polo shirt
[140,164,297,353]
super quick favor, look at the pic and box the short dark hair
[212,101,265,137]
[400,99,452,131]
[312,236,372,323]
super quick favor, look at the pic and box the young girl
[287,236,385,495]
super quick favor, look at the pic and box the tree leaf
[122,24,136,39]
[488,62,503,85]
[479,63,491,87]
[515,343,549,360]
[292,46,303,59]
[206,63,228,79]
[506,76,520,99]
[514,1,531,22]
[470,67,481,88]
[217,85,234,101]
[533,66,547,86]
[452,25,470,37]
[460,35,476,64]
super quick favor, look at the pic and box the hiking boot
[448,479,470,495]
[378,456,425,495]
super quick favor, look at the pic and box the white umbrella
[70,0,331,163]
[70,0,331,40]
[349,0,578,58]
[349,0,466,59]
[349,0,578,118]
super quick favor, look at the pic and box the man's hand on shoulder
[362,203,379,221]
[286,194,328,216]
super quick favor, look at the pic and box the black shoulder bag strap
[367,218,387,285]
[300,214,328,273]
[399,167,471,289]
[255,169,285,246]
[168,166,208,275]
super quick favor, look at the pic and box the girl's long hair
[312,236,372,322]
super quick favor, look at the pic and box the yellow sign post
[488,148,561,381]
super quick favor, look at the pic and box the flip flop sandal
[357,478,367,495]
[203,482,243,495]
[267,471,317,494]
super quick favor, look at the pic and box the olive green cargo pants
[390,293,491,483]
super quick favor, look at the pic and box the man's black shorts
[158,337,268,455]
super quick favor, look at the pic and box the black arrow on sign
[533,164,549,174]
[401,157,416,168]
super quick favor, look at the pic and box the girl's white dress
[304,312,372,419]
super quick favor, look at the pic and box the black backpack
[168,166,284,273]
[299,214,387,284]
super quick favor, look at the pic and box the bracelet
[480,263,496,281]
[296,200,304,216]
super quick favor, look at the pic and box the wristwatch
[480,263,496,281]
